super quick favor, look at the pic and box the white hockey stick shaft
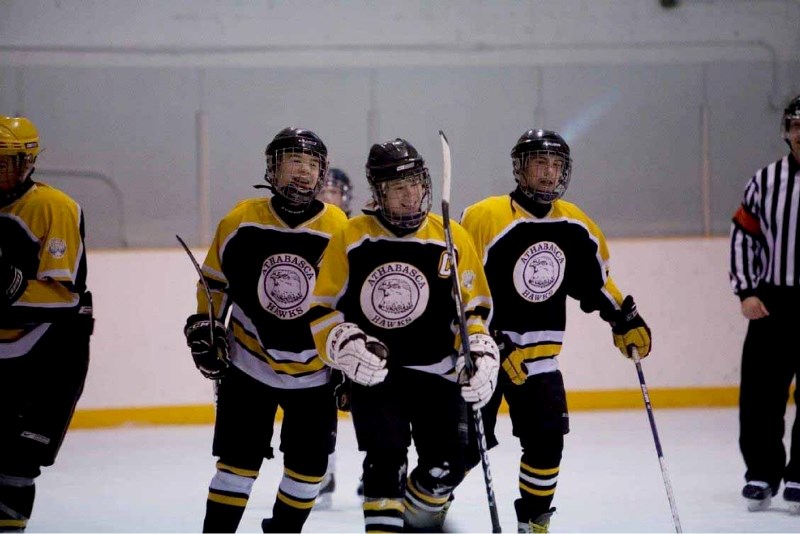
[439,130,502,533]
[631,347,683,533]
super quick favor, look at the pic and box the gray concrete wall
[1,1,799,247]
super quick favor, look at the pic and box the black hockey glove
[331,370,352,412]
[610,295,652,359]
[0,257,27,307]
[184,313,231,379]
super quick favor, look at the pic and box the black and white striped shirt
[729,154,800,298]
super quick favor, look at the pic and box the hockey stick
[176,234,226,389]
[439,130,502,533]
[631,347,683,533]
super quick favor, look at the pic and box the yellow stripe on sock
[277,492,315,510]
[519,483,556,497]
[208,493,249,507]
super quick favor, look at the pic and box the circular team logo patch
[360,262,429,329]
[513,241,565,303]
[47,238,67,259]
[258,253,315,319]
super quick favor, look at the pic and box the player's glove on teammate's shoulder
[184,313,231,379]
[456,333,500,410]
[326,322,388,386]
[0,257,27,307]
[610,295,652,358]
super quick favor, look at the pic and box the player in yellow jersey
[314,166,363,509]
[0,116,93,533]
[183,127,348,533]
[461,129,652,533]
[309,138,499,532]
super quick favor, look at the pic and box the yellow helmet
[0,116,41,161]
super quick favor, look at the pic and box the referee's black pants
[739,289,800,490]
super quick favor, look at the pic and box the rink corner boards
[67,385,794,430]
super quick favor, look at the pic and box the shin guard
[203,462,258,533]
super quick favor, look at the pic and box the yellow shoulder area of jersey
[315,202,349,235]
[426,212,470,241]
[341,212,373,233]
[465,194,507,213]
[427,211,444,226]
[28,182,81,210]
[550,198,592,224]
[321,202,348,224]
[224,196,269,223]
[335,212,383,243]
[229,196,264,212]
[462,195,509,222]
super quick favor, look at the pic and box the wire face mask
[372,170,432,230]
[270,148,325,206]
[511,129,572,204]
[366,138,432,231]
[264,127,328,208]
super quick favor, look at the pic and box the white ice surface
[27,406,799,533]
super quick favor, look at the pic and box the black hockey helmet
[511,129,572,203]
[318,167,353,213]
[782,94,800,148]
[366,138,431,230]
[264,127,328,206]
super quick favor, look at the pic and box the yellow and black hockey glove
[610,295,652,359]
[494,330,527,386]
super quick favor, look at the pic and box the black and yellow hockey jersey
[461,194,623,377]
[310,211,493,380]
[0,182,89,358]
[197,197,348,389]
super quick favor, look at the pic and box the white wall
[3,1,799,67]
[3,1,799,248]
[81,237,746,409]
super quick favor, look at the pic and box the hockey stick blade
[439,130,502,533]
[438,130,471,374]
[440,130,452,205]
[176,234,216,345]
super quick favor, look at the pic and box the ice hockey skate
[530,507,556,533]
[742,481,775,511]
[784,482,800,515]
[315,473,335,510]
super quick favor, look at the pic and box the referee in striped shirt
[729,93,800,511]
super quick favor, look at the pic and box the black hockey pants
[739,286,800,489]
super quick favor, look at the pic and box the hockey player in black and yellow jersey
[183,127,348,533]
[309,138,499,533]
[461,129,652,533]
[313,166,359,510]
[0,116,92,533]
